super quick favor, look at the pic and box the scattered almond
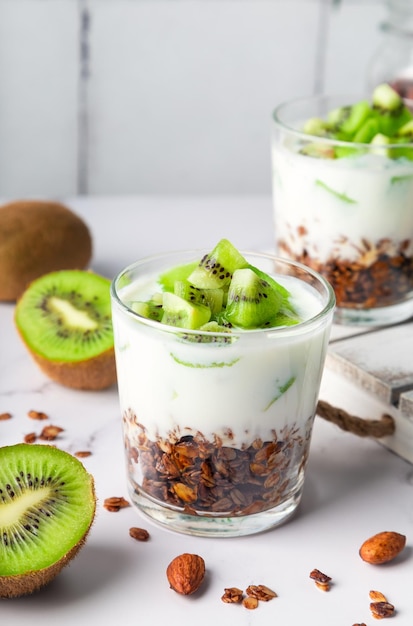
[0,412,12,420]
[359,531,406,565]
[166,553,205,595]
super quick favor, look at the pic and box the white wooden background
[0,0,385,198]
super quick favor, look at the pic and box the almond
[359,531,406,564]
[166,553,205,595]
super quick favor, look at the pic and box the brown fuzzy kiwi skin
[0,526,92,599]
[0,200,92,301]
[29,346,117,391]
[0,477,96,599]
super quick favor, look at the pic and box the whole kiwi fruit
[0,443,96,598]
[0,200,92,301]
[15,269,116,390]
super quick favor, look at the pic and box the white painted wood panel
[0,0,387,197]
[0,0,79,198]
[327,321,413,406]
[86,0,321,195]
[324,0,385,96]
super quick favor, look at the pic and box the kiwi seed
[0,443,96,598]
[14,269,116,390]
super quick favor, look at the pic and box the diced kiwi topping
[300,84,413,160]
[128,239,301,331]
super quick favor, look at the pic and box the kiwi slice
[15,269,116,390]
[0,443,96,598]
[303,117,329,137]
[224,268,283,329]
[327,100,371,138]
[187,238,249,289]
[372,83,413,136]
[161,292,211,329]
[158,261,198,292]
[352,117,380,143]
[174,280,224,315]
[130,298,164,321]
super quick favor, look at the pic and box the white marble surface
[1,195,412,624]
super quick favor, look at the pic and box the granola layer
[124,411,312,517]
[278,238,413,309]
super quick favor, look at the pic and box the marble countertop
[1,195,412,624]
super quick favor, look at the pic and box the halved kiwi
[15,269,116,390]
[0,443,96,598]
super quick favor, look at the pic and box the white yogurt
[272,142,413,263]
[112,267,332,446]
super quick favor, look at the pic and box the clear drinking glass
[111,250,335,537]
[272,95,413,326]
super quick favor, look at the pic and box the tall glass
[272,95,413,326]
[111,250,335,537]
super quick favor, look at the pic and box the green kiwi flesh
[187,238,249,289]
[0,443,96,598]
[173,280,224,315]
[161,292,211,329]
[15,269,116,390]
[127,239,300,332]
[300,84,413,160]
[225,268,282,328]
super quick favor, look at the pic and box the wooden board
[323,320,413,464]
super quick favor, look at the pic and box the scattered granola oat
[279,237,413,310]
[39,424,64,441]
[309,568,332,591]
[129,527,150,542]
[221,587,244,604]
[0,412,12,420]
[370,601,395,619]
[74,450,92,458]
[242,596,259,610]
[368,590,395,619]
[27,410,48,420]
[103,496,131,512]
[124,416,311,518]
[246,584,277,601]
[23,432,37,444]
[369,590,388,603]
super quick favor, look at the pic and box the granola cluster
[278,236,413,310]
[123,410,311,517]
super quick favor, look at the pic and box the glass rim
[272,93,413,148]
[110,249,336,338]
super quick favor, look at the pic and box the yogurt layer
[112,273,330,446]
[273,145,413,264]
